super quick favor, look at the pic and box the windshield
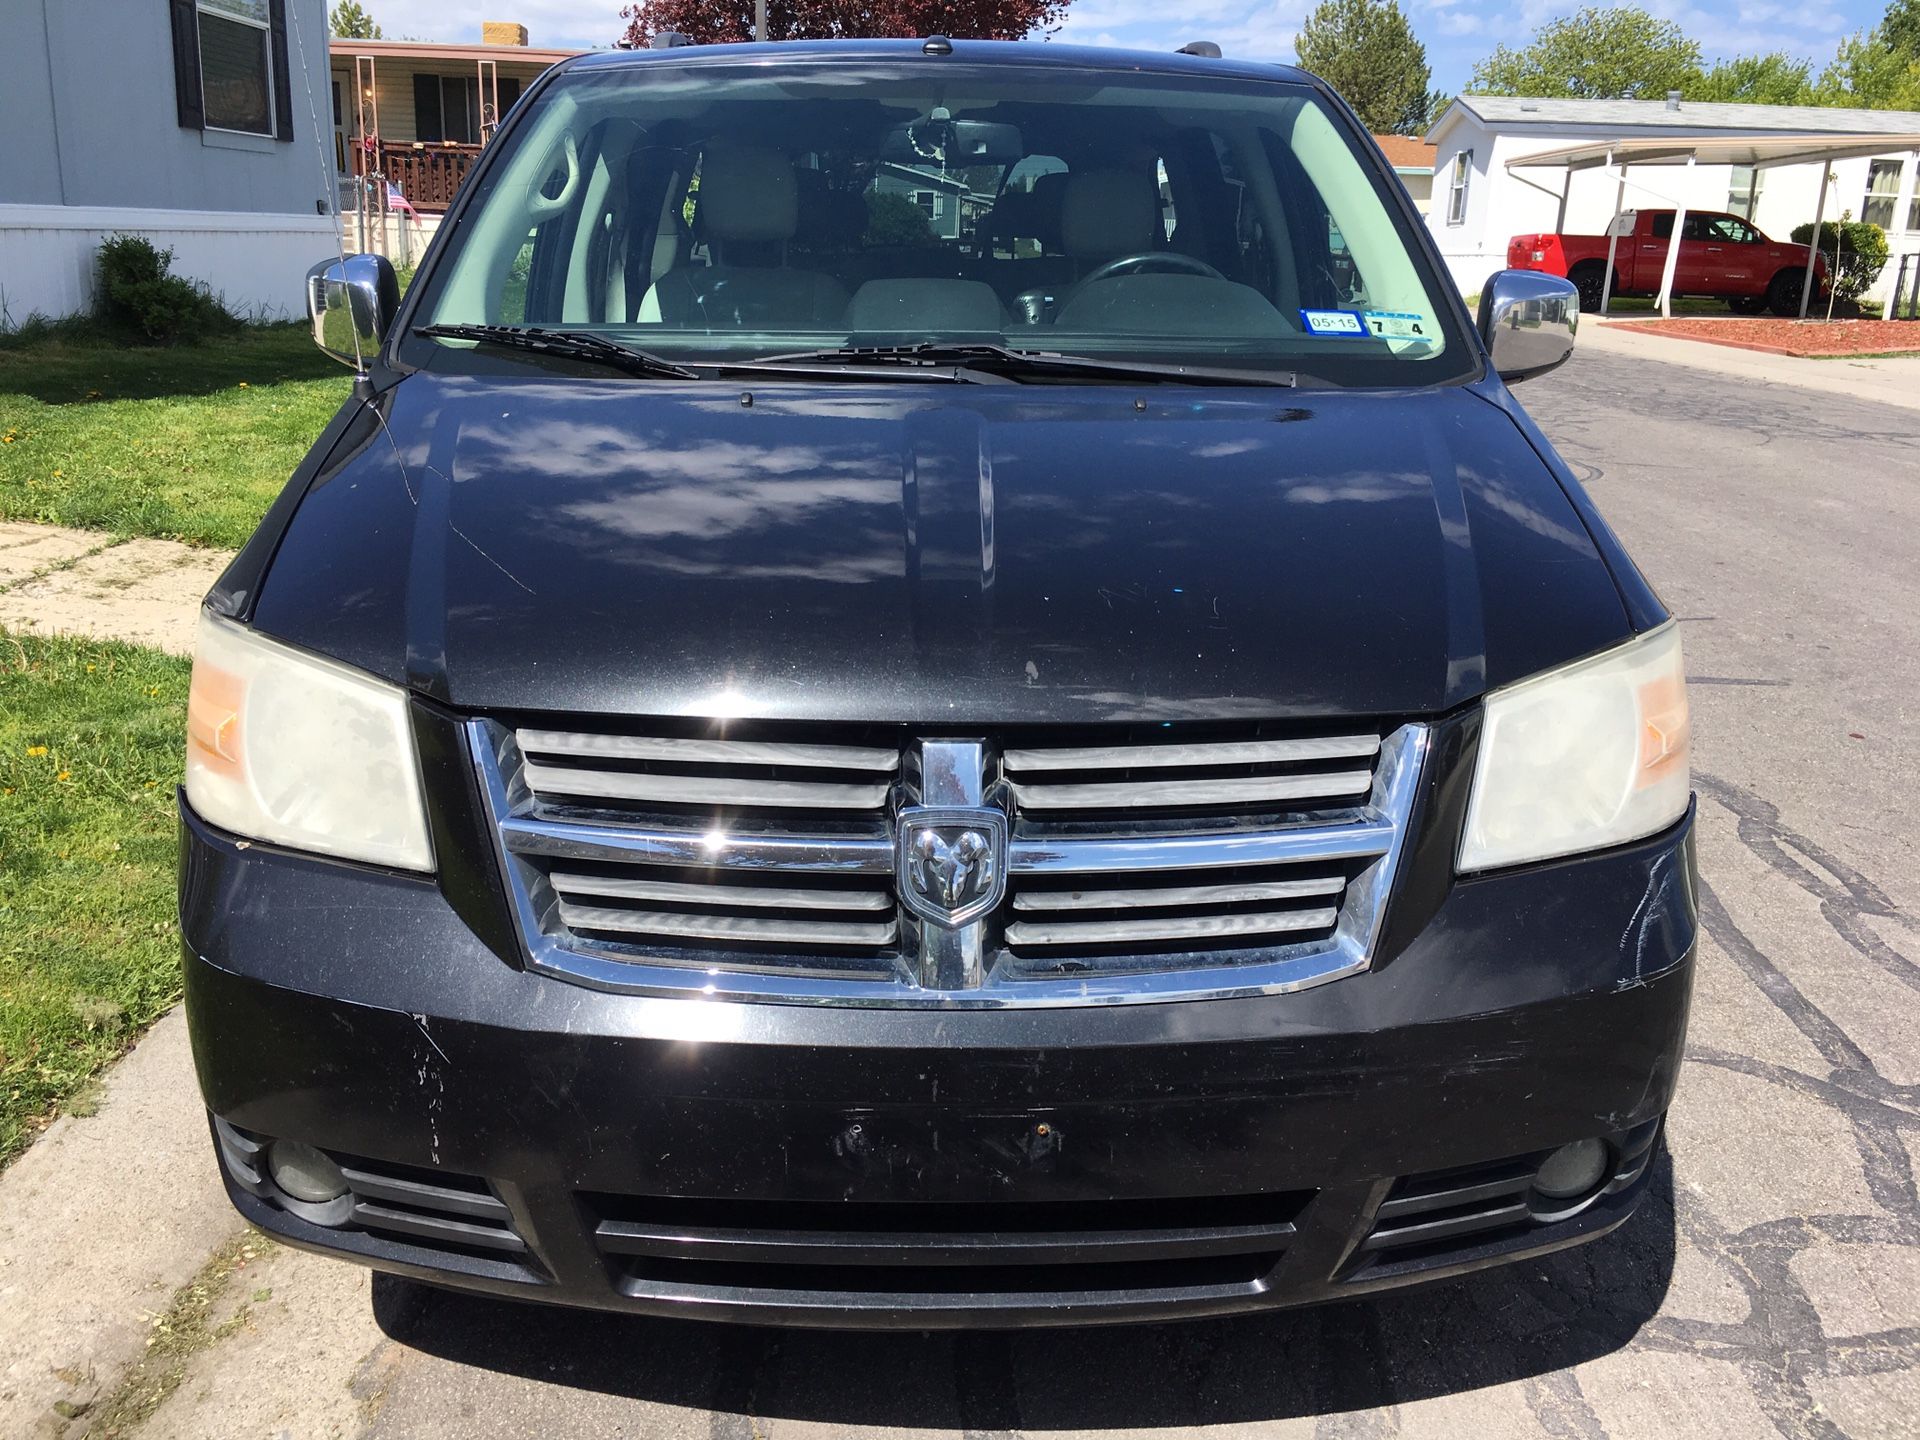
[407,54,1471,387]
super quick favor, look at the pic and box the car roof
[564,37,1315,89]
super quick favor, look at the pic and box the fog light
[266,1140,348,1204]
[1534,1138,1610,1200]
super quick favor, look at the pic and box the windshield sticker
[1362,311,1439,343]
[1299,309,1367,336]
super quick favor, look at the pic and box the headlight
[1459,623,1689,872]
[185,611,434,871]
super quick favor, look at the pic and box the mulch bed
[1610,316,1920,358]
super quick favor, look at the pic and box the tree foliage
[1469,7,1702,99]
[1886,0,1920,58]
[617,0,1065,47]
[329,1,383,39]
[1814,25,1920,109]
[1293,0,1433,134]
[1692,53,1815,105]
[863,191,937,246]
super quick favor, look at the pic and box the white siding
[0,204,336,326]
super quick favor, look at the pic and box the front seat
[641,143,849,329]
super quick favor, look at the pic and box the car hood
[249,372,1633,724]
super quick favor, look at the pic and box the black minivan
[181,38,1696,1327]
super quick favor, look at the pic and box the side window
[1446,151,1470,226]
[1651,213,1674,240]
[1680,214,1710,242]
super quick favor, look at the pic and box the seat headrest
[699,143,799,244]
[1059,170,1159,261]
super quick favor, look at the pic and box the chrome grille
[472,719,1428,1008]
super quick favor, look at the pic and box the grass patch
[0,322,349,548]
[0,630,189,1166]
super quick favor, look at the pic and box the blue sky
[358,0,1886,92]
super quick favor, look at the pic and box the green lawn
[0,631,189,1165]
[0,323,350,549]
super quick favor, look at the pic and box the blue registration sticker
[1299,308,1367,336]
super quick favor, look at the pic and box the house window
[198,0,274,134]
[415,74,481,145]
[1727,164,1762,220]
[1446,151,1471,226]
[911,189,944,219]
[1864,159,1920,233]
[170,0,291,141]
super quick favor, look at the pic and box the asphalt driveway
[48,334,1920,1440]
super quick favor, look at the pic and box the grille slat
[523,760,891,812]
[1004,906,1341,949]
[1011,875,1347,912]
[519,729,898,771]
[550,871,895,912]
[1008,771,1374,812]
[558,901,898,947]
[1004,734,1382,771]
[500,816,894,873]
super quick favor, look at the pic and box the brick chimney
[482,20,529,46]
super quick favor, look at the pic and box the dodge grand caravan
[181,38,1697,1327]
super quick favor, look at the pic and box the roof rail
[1177,41,1222,57]
[649,30,694,48]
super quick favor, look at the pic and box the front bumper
[180,797,1697,1328]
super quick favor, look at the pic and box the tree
[1885,0,1920,59]
[329,1,383,39]
[864,191,937,246]
[617,0,1066,47]
[1293,0,1433,134]
[1469,6,1703,100]
[1691,52,1815,104]
[1814,27,1920,108]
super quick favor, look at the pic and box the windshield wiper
[415,323,700,380]
[741,342,1297,388]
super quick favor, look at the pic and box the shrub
[864,191,938,248]
[1789,219,1890,306]
[94,234,238,343]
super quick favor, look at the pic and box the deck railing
[372,144,483,213]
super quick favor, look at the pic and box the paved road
[132,343,1920,1440]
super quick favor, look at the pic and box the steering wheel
[1075,251,1228,287]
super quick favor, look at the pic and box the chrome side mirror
[1478,269,1578,384]
[306,254,399,370]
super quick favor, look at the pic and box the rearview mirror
[1478,269,1578,384]
[306,254,399,370]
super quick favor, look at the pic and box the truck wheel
[1766,271,1806,317]
[1728,295,1768,315]
[1569,264,1611,313]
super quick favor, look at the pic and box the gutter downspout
[1799,164,1830,321]
[1600,150,1624,317]
[1884,151,1919,321]
[1653,154,1694,319]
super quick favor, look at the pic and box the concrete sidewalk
[1578,315,1920,413]
[0,522,232,655]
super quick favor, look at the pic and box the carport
[1507,130,1920,319]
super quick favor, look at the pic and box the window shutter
[414,74,443,142]
[268,0,294,142]
[170,0,204,131]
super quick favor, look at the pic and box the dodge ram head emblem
[896,806,1008,928]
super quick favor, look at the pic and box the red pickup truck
[1509,209,1826,315]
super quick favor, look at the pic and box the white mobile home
[0,0,338,325]
[1427,95,1920,309]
